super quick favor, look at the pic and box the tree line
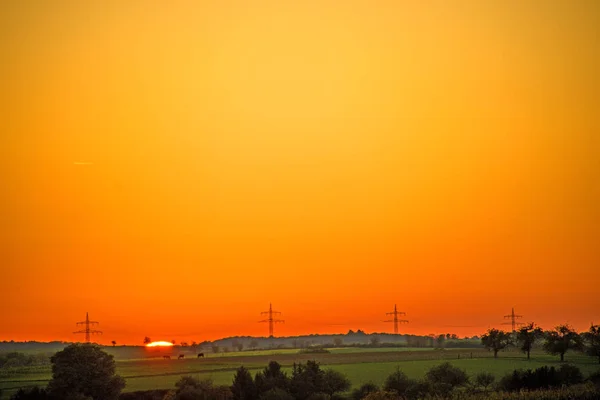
[481,323,600,363]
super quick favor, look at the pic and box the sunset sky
[1,1,598,345]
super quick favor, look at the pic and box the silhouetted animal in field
[163,355,170,359]
[197,353,204,358]
[178,354,185,359]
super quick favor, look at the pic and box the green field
[1,347,599,399]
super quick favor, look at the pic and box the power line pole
[502,307,524,332]
[259,303,284,338]
[384,304,408,334]
[74,312,102,343]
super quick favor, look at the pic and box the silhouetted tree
[111,340,116,347]
[255,361,290,394]
[333,337,343,347]
[231,366,258,400]
[425,362,469,397]
[543,325,582,362]
[369,336,380,346]
[383,368,412,396]
[172,340,176,345]
[583,324,600,364]
[322,369,351,397]
[290,361,326,400]
[143,337,152,344]
[436,334,445,348]
[47,343,125,400]
[351,383,379,400]
[481,329,512,358]
[516,323,544,359]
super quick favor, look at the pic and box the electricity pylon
[503,307,524,332]
[384,304,408,334]
[74,312,102,343]
[259,303,284,337]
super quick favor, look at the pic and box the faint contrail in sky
[73,162,93,165]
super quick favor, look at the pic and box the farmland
[1,346,599,398]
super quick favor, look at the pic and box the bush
[383,369,412,395]
[351,383,379,400]
[474,371,496,391]
[322,370,351,396]
[9,387,49,400]
[425,362,469,388]
[557,364,583,385]
[589,370,600,388]
[258,388,294,400]
[305,394,329,400]
[118,390,170,400]
[0,353,50,368]
[498,365,584,392]
[174,376,232,400]
[362,391,399,400]
[298,348,330,354]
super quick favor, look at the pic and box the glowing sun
[146,341,174,347]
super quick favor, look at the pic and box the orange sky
[1,1,599,345]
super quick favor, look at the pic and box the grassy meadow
[1,346,599,398]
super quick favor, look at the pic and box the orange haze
[1,1,599,345]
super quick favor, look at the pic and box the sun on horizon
[145,341,174,348]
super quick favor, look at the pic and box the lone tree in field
[47,343,125,400]
[481,328,512,358]
[516,323,544,359]
[543,325,582,362]
[111,340,116,347]
[369,336,381,346]
[143,336,152,344]
[582,324,600,364]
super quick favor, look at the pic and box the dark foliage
[254,361,290,395]
[543,325,582,362]
[481,329,512,358]
[47,343,125,400]
[383,369,413,395]
[498,364,583,392]
[321,370,350,396]
[0,352,50,368]
[118,390,170,400]
[290,361,326,400]
[174,376,232,400]
[474,371,495,391]
[517,323,545,360]
[351,382,379,400]
[9,387,49,400]
[258,388,294,400]
[231,366,258,400]
[583,324,600,364]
